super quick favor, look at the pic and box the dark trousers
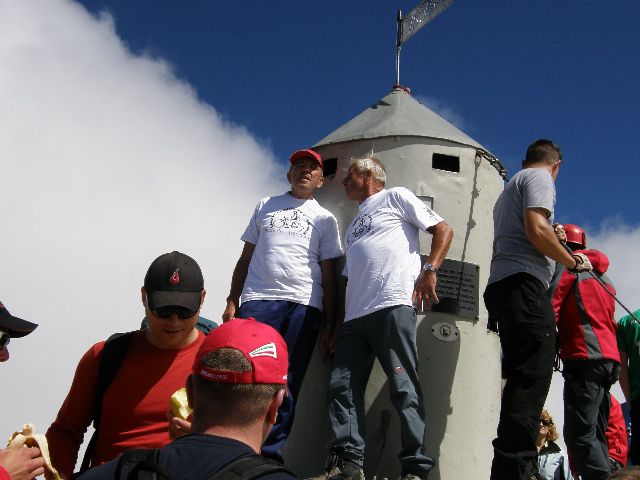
[238,300,321,462]
[631,398,640,465]
[484,273,556,480]
[563,359,618,480]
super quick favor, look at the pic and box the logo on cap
[249,342,277,359]
[169,269,180,285]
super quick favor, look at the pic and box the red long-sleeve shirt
[46,330,204,478]
[550,249,619,362]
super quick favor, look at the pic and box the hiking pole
[560,241,640,323]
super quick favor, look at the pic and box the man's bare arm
[619,351,632,406]
[319,258,338,360]
[319,259,337,330]
[413,221,454,309]
[222,242,255,322]
[524,208,577,269]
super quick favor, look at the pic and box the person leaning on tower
[324,155,453,480]
[221,148,343,464]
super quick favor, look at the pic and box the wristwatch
[422,262,438,273]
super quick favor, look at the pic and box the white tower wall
[282,90,505,480]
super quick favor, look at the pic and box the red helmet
[563,224,586,249]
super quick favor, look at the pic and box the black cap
[0,302,38,338]
[144,251,204,311]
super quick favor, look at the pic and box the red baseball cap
[193,318,288,385]
[289,149,322,168]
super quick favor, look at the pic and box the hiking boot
[325,454,364,480]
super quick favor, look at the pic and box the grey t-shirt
[487,167,556,288]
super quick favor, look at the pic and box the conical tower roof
[314,88,503,174]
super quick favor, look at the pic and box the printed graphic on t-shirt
[265,207,312,239]
[346,213,372,246]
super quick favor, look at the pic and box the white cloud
[414,94,468,131]
[0,0,287,461]
[591,221,640,319]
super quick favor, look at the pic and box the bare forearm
[620,354,632,405]
[525,210,576,269]
[320,259,337,328]
[227,262,248,302]
[227,243,255,302]
[425,221,453,268]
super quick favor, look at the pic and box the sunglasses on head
[152,306,197,320]
[0,330,10,349]
[540,418,553,426]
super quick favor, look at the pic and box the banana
[170,387,192,421]
[6,423,62,480]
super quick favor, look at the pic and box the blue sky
[77,0,640,229]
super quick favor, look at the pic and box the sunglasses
[152,306,197,320]
[0,330,10,349]
[540,418,554,426]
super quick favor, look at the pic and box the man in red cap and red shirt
[222,148,343,462]
[0,301,46,480]
[77,318,296,480]
[47,251,208,478]
[550,224,620,480]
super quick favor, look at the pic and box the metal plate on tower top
[431,322,459,342]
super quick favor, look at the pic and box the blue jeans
[327,305,434,476]
[238,300,321,462]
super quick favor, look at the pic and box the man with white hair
[326,156,453,480]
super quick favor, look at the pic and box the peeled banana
[6,423,62,480]
[170,387,192,421]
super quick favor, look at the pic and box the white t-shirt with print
[241,192,343,310]
[343,187,443,322]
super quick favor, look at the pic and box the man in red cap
[77,318,296,480]
[550,224,620,480]
[0,301,45,480]
[222,148,343,462]
[47,251,207,478]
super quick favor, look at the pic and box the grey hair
[350,156,386,185]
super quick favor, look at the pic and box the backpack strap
[208,455,293,480]
[79,331,136,473]
[116,449,172,480]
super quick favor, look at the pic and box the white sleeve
[319,215,344,261]
[240,202,262,244]
[396,188,443,231]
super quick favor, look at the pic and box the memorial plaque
[420,257,479,320]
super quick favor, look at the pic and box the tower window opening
[432,153,460,173]
[323,157,338,177]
